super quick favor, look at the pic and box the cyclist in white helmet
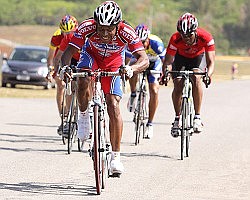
[61,1,149,175]
[127,23,166,139]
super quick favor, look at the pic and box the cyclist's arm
[162,53,174,73]
[205,50,215,77]
[47,46,56,68]
[130,49,149,75]
[53,49,63,72]
[61,45,79,66]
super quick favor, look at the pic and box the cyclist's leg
[191,54,206,116]
[76,50,93,141]
[127,58,138,112]
[147,59,161,123]
[190,54,206,132]
[54,75,65,134]
[127,74,138,112]
[102,76,124,174]
[170,55,185,137]
[145,59,161,138]
[54,76,65,116]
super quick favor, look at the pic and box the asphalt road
[0,79,250,200]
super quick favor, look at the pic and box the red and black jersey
[166,28,215,58]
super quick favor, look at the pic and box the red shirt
[166,28,215,58]
[50,29,64,56]
[69,18,144,71]
[59,33,80,60]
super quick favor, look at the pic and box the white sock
[195,114,201,119]
[79,108,88,116]
[112,151,120,161]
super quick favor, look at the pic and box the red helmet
[177,13,198,35]
[59,15,78,33]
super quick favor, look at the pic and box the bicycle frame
[133,69,161,145]
[166,69,208,160]
[69,69,121,195]
[134,70,148,145]
[61,74,82,154]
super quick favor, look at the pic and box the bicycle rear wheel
[181,98,188,160]
[93,105,101,195]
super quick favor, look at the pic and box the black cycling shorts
[172,52,206,79]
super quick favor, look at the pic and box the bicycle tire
[61,88,67,145]
[186,94,194,157]
[93,105,101,195]
[99,108,107,189]
[67,93,77,154]
[181,97,188,160]
[135,90,143,145]
[142,89,148,139]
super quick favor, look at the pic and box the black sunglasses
[180,32,195,38]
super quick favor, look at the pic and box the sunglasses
[180,32,195,38]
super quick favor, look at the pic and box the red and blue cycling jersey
[166,28,215,58]
[68,18,144,97]
[69,18,144,71]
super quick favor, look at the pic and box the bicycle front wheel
[93,105,101,195]
[181,97,188,160]
[67,94,78,154]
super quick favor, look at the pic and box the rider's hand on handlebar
[46,65,54,82]
[159,71,170,86]
[120,65,133,78]
[60,66,73,83]
[203,75,211,86]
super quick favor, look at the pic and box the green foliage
[0,0,249,55]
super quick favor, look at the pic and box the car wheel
[11,84,16,88]
[2,82,7,87]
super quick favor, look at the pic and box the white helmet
[94,1,122,26]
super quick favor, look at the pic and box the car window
[10,48,47,63]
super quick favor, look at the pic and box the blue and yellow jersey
[146,34,166,62]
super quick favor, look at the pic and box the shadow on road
[6,122,57,128]
[0,182,98,197]
[122,152,176,160]
[0,132,65,153]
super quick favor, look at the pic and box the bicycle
[165,69,209,160]
[133,69,161,145]
[60,66,82,154]
[66,68,124,195]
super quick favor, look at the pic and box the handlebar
[164,69,210,88]
[60,65,126,94]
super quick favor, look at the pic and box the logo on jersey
[207,39,215,46]
[78,21,93,29]
[74,32,83,39]
[91,42,122,57]
[169,44,177,51]
[79,25,96,34]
